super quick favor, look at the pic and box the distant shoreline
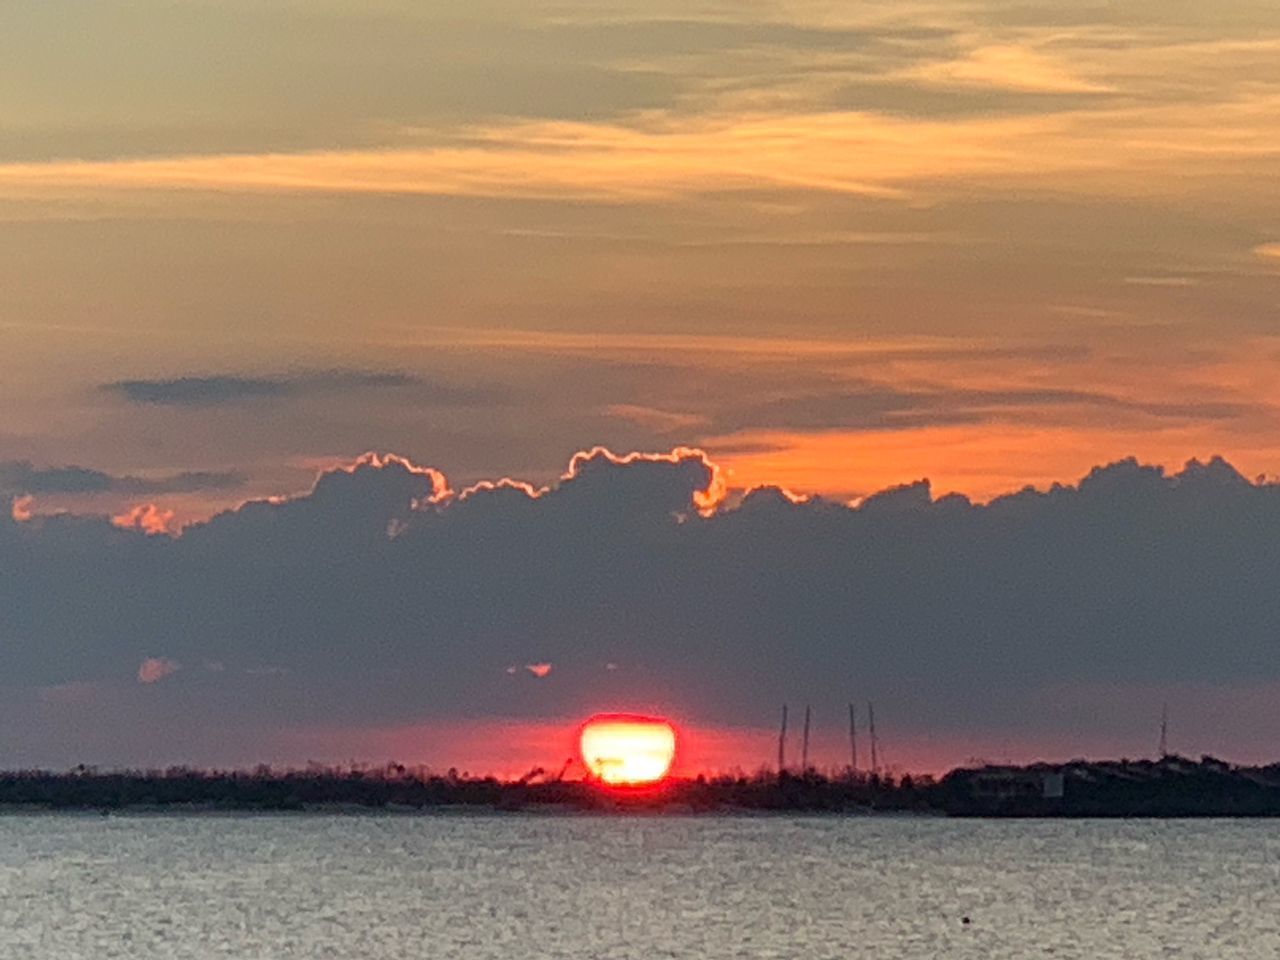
[0,803,938,818]
[0,769,935,816]
[5,755,1280,816]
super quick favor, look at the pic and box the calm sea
[2,813,1278,959]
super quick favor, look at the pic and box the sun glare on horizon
[579,714,678,786]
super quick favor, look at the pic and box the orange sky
[3,0,1279,520]
[4,0,1280,772]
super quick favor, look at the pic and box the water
[2,813,1278,959]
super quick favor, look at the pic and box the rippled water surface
[2,814,1279,959]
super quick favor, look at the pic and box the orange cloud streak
[3,92,1279,207]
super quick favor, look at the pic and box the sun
[579,714,677,786]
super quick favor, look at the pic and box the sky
[3,0,1280,773]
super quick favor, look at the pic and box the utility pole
[801,705,812,772]
[778,704,788,773]
[868,701,879,776]
[849,702,858,773]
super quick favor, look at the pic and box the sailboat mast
[868,701,878,775]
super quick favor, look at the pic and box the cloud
[900,43,1114,94]
[605,404,709,434]
[1123,276,1199,287]
[3,76,1279,211]
[425,326,1095,363]
[113,504,177,536]
[6,0,1267,180]
[137,658,180,684]
[103,370,434,408]
[0,99,1263,211]
[0,460,246,496]
[710,384,1252,434]
[7,446,1280,768]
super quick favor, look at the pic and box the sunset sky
[3,0,1280,773]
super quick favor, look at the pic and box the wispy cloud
[2,89,1276,210]
[103,370,498,408]
[712,384,1253,435]
[1123,276,1200,287]
[2,0,1277,228]
[899,42,1115,94]
[605,404,710,433]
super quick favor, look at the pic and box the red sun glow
[579,714,678,785]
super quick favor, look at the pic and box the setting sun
[579,715,678,786]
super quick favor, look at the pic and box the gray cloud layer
[3,449,1279,766]
[0,460,246,496]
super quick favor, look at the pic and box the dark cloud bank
[3,449,1279,766]
[103,370,497,408]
